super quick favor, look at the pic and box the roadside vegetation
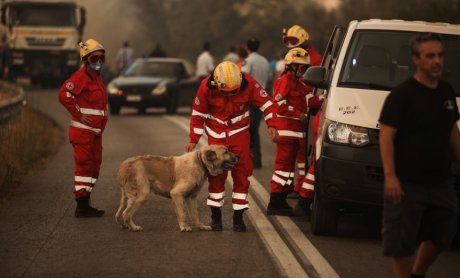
[0,81,63,198]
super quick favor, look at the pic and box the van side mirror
[304,66,329,89]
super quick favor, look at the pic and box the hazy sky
[75,0,341,71]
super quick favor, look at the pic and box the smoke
[75,0,158,72]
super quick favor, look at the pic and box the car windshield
[338,30,460,95]
[124,60,182,78]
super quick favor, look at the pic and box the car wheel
[311,189,339,236]
[166,95,177,115]
[109,105,121,115]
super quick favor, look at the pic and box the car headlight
[107,83,122,95]
[152,84,167,95]
[326,120,369,147]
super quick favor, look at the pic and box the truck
[0,0,86,85]
[303,19,460,237]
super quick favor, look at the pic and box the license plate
[126,95,141,102]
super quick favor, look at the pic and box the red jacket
[272,71,322,137]
[189,72,276,143]
[58,66,108,135]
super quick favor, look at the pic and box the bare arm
[379,124,404,203]
[451,122,460,161]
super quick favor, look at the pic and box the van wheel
[311,192,339,236]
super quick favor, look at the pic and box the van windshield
[338,30,460,95]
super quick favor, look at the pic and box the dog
[115,145,239,232]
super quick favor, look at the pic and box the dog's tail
[116,161,130,187]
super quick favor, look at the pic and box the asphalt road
[1,87,459,278]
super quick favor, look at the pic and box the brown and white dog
[115,145,238,232]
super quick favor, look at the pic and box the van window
[338,30,460,95]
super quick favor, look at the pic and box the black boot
[233,209,246,232]
[267,192,295,216]
[75,196,104,218]
[210,207,223,231]
[294,197,312,221]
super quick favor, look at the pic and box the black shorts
[382,178,458,257]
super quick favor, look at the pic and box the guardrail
[0,87,25,124]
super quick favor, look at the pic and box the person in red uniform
[185,61,277,232]
[282,24,323,67]
[297,107,322,218]
[283,24,325,215]
[266,48,323,216]
[58,38,108,218]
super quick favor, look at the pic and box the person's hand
[267,127,279,143]
[80,114,91,124]
[384,175,404,204]
[185,143,196,152]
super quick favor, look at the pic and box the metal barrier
[0,84,24,190]
[0,86,25,124]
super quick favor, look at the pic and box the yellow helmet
[284,47,310,65]
[211,61,242,92]
[78,38,105,61]
[282,25,310,48]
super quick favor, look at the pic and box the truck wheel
[110,105,121,115]
[311,192,339,236]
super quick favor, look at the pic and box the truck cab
[0,1,86,84]
[304,19,460,236]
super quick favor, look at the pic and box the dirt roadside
[0,81,64,198]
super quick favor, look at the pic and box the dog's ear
[205,150,217,162]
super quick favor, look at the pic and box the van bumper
[316,142,460,209]
[316,142,384,208]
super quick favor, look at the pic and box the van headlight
[326,120,369,147]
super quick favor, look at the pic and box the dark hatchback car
[107,57,200,115]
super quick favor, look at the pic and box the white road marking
[164,115,339,278]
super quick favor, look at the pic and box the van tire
[311,193,339,236]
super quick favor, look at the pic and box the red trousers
[299,162,315,199]
[270,136,305,193]
[69,127,102,199]
[299,110,322,199]
[207,130,252,210]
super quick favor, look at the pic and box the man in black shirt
[379,32,460,278]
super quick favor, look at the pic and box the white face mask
[89,62,103,71]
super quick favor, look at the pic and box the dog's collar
[197,151,210,176]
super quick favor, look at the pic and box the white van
[304,19,460,235]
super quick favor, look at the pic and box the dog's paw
[180,226,192,232]
[129,225,143,232]
[200,225,213,231]
[198,225,212,231]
